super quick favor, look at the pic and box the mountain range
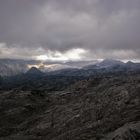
[0,58,140,139]
[0,58,140,77]
[0,58,140,91]
[0,59,98,76]
[0,69,140,140]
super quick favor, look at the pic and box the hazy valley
[0,59,140,140]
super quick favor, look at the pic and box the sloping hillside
[0,73,140,140]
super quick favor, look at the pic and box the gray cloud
[0,0,140,60]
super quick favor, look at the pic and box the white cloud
[0,43,88,61]
[36,48,88,61]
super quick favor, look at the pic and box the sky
[0,0,140,61]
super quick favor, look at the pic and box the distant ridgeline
[0,58,140,77]
[0,59,140,90]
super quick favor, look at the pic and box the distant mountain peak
[99,59,124,66]
[26,67,43,75]
[126,61,134,64]
[83,59,124,70]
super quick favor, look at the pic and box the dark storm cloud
[0,0,140,60]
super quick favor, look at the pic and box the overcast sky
[0,0,140,61]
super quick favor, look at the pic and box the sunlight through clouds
[36,48,88,61]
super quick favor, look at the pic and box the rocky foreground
[0,74,140,140]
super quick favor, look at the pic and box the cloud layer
[0,0,140,61]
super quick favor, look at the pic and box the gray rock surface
[0,74,140,139]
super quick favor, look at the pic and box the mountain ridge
[0,58,140,77]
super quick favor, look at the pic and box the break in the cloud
[0,0,140,61]
[0,43,87,61]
